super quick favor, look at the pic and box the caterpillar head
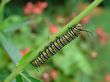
[75,24,94,39]
[75,24,83,31]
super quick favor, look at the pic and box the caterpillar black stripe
[31,24,89,67]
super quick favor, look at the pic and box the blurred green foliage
[0,0,110,82]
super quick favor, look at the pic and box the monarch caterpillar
[31,24,90,67]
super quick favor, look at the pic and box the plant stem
[4,0,103,82]
[57,0,103,37]
[4,64,28,82]
[4,67,21,82]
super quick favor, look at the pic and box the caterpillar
[31,24,90,67]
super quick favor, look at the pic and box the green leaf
[0,32,21,64]
[53,39,92,75]
[75,72,91,82]
[17,50,33,66]
[24,76,42,82]
[0,0,10,22]
[3,20,32,33]
[16,75,23,82]
[0,15,32,33]
[16,73,42,82]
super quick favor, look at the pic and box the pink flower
[49,24,58,33]
[96,27,109,45]
[23,2,33,15]
[50,69,57,79]
[23,1,48,15]
[21,48,30,56]
[81,16,90,24]
[32,7,43,14]
[105,74,110,82]
[32,1,48,14]
[40,2,48,9]
[42,72,49,82]
[26,2,33,9]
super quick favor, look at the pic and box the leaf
[17,50,33,66]
[24,76,42,82]
[0,32,21,64]
[0,0,10,22]
[91,42,110,81]
[3,20,31,33]
[0,68,10,81]
[75,72,91,82]
[1,16,32,33]
[16,73,42,82]
[16,75,23,82]
[53,39,92,75]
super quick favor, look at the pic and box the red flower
[32,7,43,14]
[35,1,42,8]
[23,1,48,15]
[21,48,30,56]
[96,27,109,45]
[26,2,33,9]
[81,16,90,24]
[32,1,48,14]
[40,2,48,9]
[105,74,110,82]
[49,24,58,33]
[50,69,57,79]
[42,72,49,82]
[23,2,33,15]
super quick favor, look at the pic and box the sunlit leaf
[53,39,92,75]
[16,73,42,82]
[0,32,21,64]
[0,14,33,33]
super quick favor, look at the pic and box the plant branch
[4,0,103,82]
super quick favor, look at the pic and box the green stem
[57,0,103,37]
[0,0,10,22]
[4,0,103,82]
[4,67,22,82]
[4,64,28,82]
[5,70,18,82]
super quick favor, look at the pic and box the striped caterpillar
[31,24,90,67]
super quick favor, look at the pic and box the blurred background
[0,0,110,82]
